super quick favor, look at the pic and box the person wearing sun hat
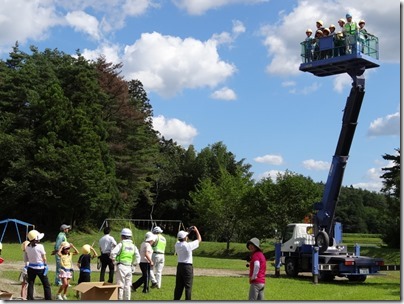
[246,237,267,301]
[174,226,202,300]
[24,229,52,300]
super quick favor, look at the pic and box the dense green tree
[190,168,254,249]
[270,171,322,234]
[380,149,400,248]
[0,45,119,229]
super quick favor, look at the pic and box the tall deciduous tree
[190,168,254,250]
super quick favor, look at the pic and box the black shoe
[151,282,158,289]
[131,285,137,292]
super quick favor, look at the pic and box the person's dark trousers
[27,267,52,300]
[100,253,114,283]
[174,263,193,300]
[132,262,151,293]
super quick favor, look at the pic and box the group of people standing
[20,223,266,301]
[304,13,371,62]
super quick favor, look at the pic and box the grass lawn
[0,230,400,300]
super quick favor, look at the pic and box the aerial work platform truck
[275,31,384,283]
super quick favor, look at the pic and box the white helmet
[152,226,163,234]
[145,231,156,242]
[121,228,132,237]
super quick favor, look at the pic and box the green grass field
[0,230,400,300]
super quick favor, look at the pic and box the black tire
[285,258,299,277]
[316,231,329,253]
[348,275,367,282]
[319,271,335,282]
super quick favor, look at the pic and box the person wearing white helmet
[344,13,358,54]
[98,226,117,283]
[111,228,140,300]
[54,223,71,286]
[150,226,167,289]
[304,29,314,63]
[24,229,52,300]
[75,244,98,299]
[132,231,157,293]
[358,20,369,54]
[174,226,202,300]
[246,237,266,301]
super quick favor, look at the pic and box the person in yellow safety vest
[344,13,358,54]
[150,226,167,289]
[110,228,140,300]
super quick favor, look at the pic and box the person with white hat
[24,229,52,300]
[304,29,314,63]
[54,223,71,286]
[132,231,156,293]
[150,226,167,289]
[246,237,266,301]
[111,228,140,300]
[174,226,202,300]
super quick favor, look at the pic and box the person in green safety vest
[344,13,358,54]
[150,226,167,289]
[110,228,140,300]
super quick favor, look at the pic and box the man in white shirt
[173,226,202,300]
[99,226,117,283]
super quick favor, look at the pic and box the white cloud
[289,82,321,95]
[368,112,400,136]
[152,115,198,146]
[65,11,101,40]
[0,0,61,52]
[81,43,121,64]
[254,154,284,165]
[122,32,236,98]
[302,159,330,170]
[172,0,269,15]
[282,81,296,87]
[256,169,284,182]
[210,87,237,100]
[260,0,399,77]
[351,167,383,192]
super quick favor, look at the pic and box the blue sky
[0,0,400,192]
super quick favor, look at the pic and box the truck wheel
[348,275,367,282]
[285,258,299,277]
[319,272,335,282]
[316,231,329,253]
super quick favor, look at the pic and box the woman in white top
[132,232,156,293]
[24,230,52,300]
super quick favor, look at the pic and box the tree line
[0,44,399,248]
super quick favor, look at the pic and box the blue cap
[346,14,352,18]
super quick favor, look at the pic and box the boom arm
[313,69,365,251]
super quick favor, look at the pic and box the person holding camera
[173,226,201,300]
[246,237,266,300]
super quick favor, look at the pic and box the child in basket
[56,241,78,300]
[75,244,98,299]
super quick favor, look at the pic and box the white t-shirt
[24,244,46,269]
[139,242,153,263]
[99,234,117,254]
[175,240,199,264]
